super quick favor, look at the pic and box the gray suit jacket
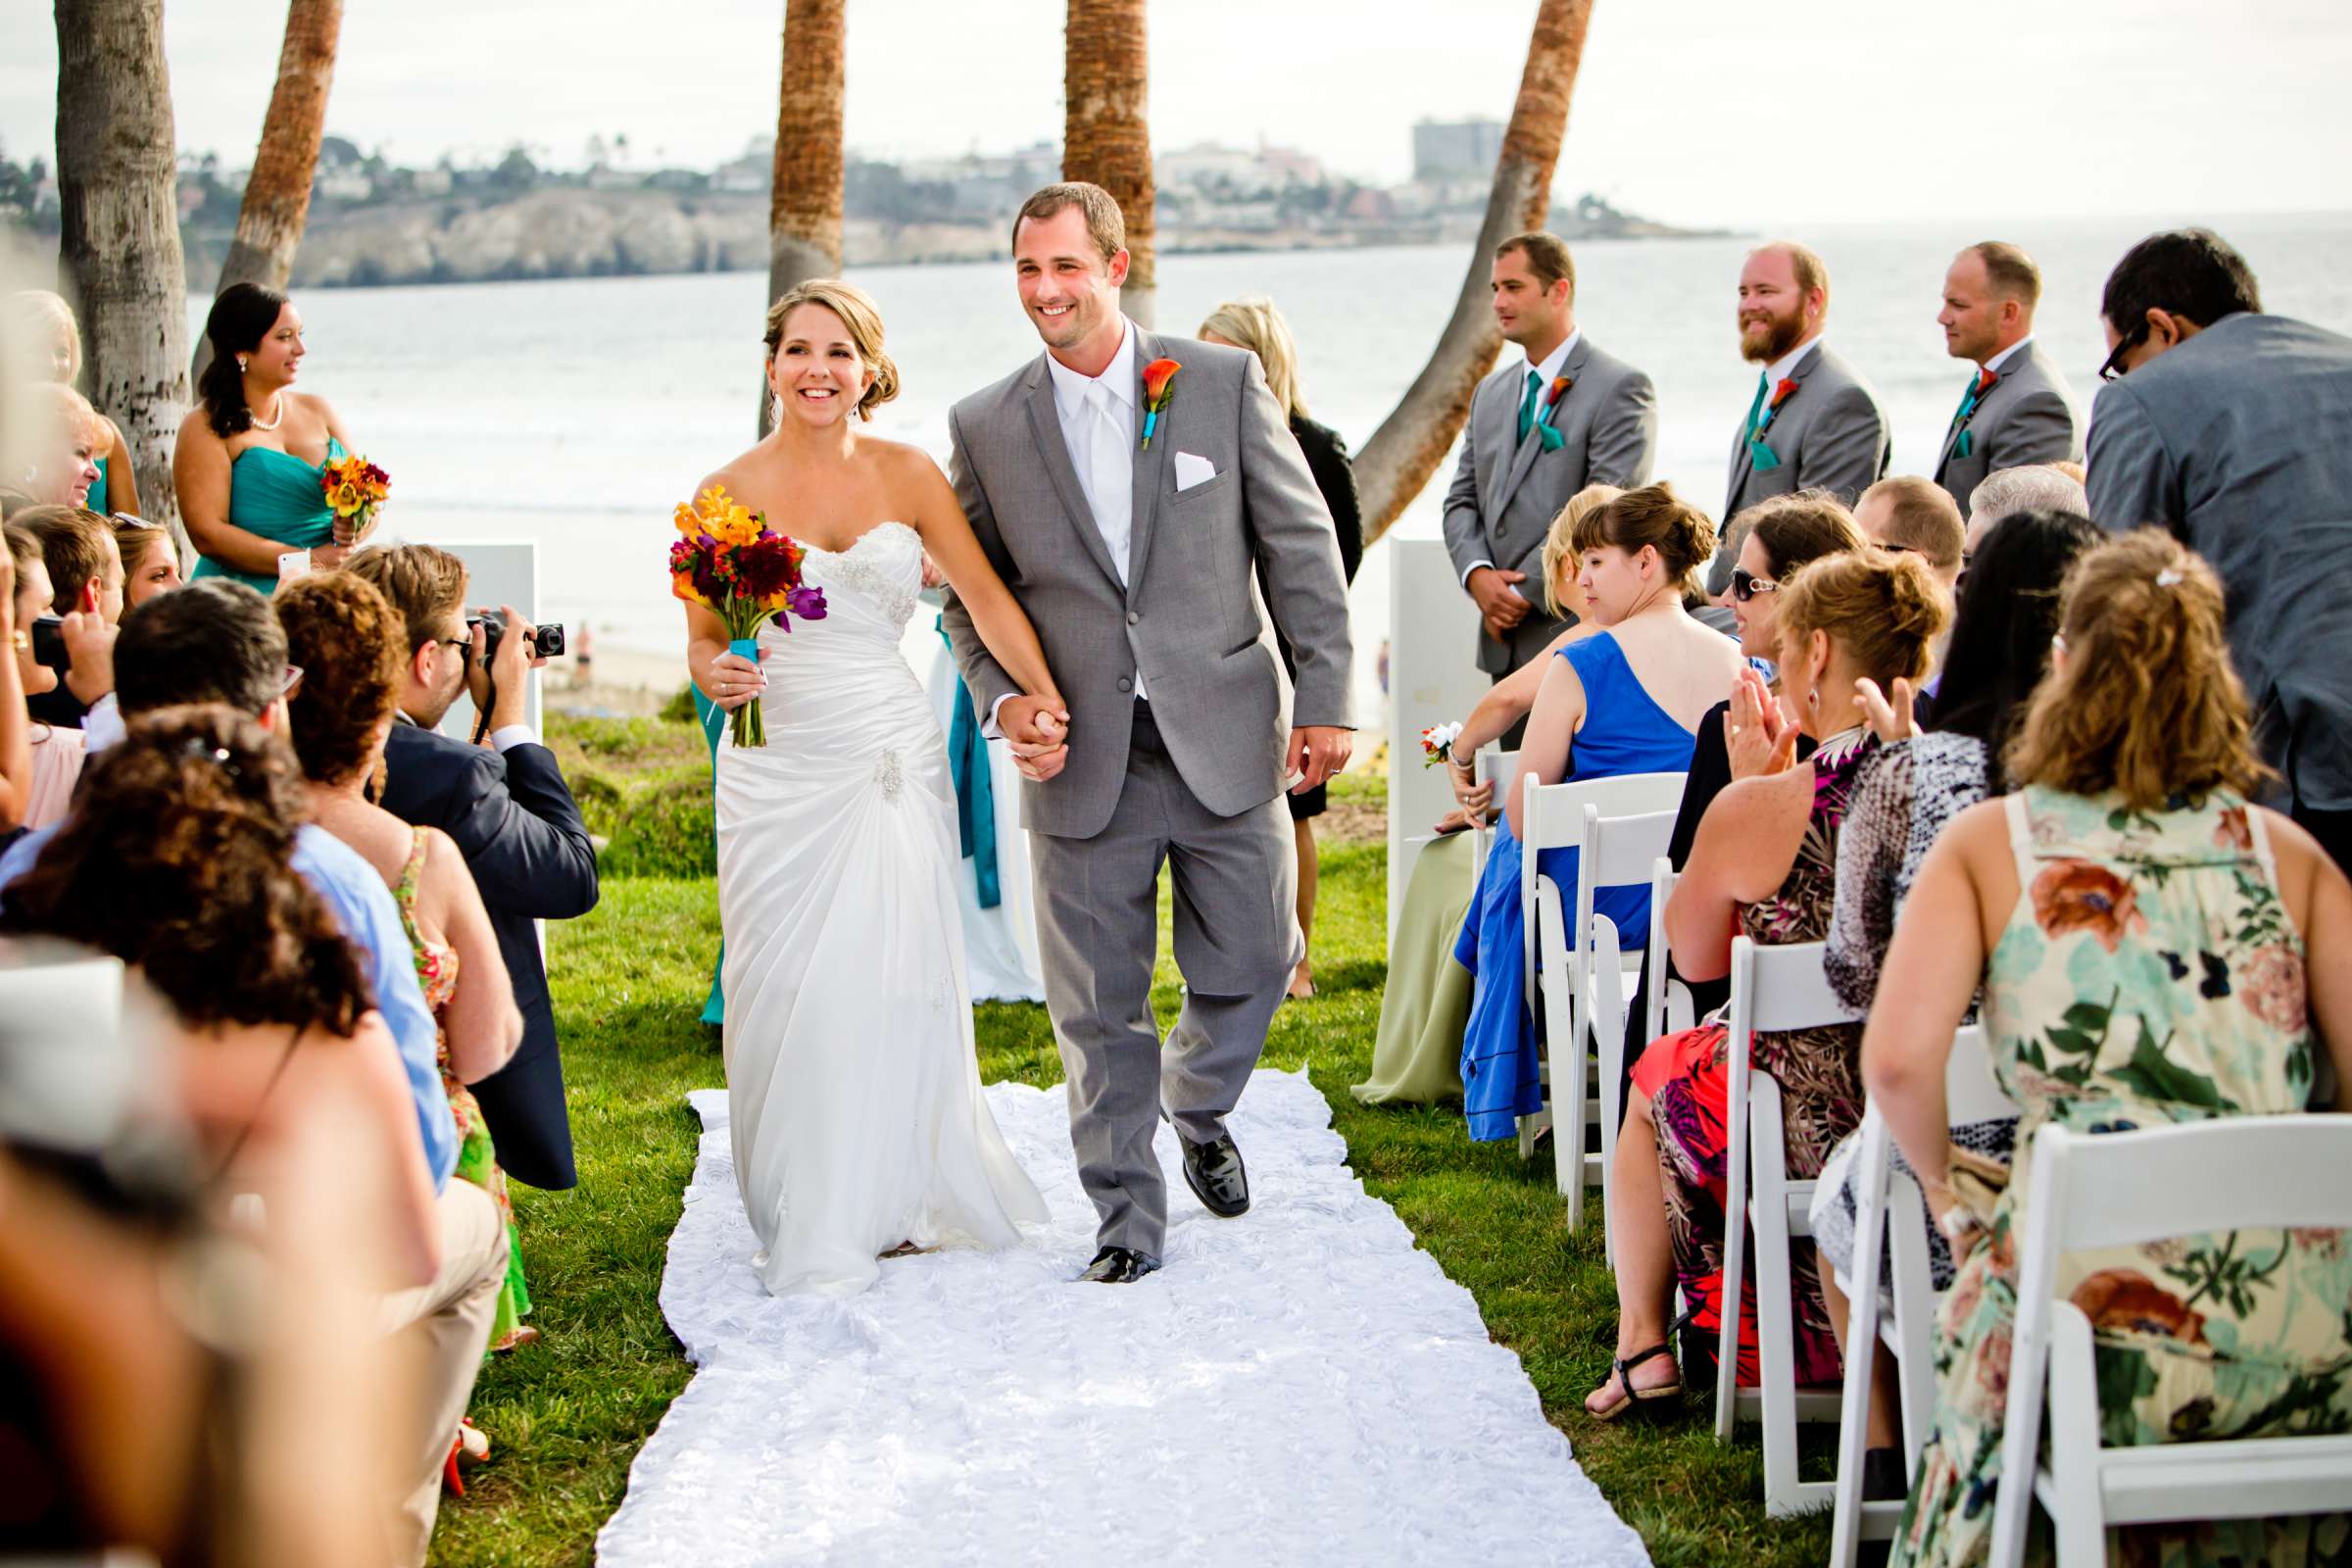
[1441,336,1657,674]
[1706,341,1890,595]
[1931,339,2083,511]
[2085,312,2352,811]
[942,323,1355,840]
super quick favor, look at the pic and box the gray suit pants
[1028,700,1300,1257]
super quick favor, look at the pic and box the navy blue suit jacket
[380,717,599,1188]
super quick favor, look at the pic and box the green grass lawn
[431,718,1824,1566]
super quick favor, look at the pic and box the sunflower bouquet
[667,483,827,748]
[318,452,390,546]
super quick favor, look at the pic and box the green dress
[392,828,533,1351]
[190,436,346,593]
[1351,831,1473,1104]
[1894,786,2351,1567]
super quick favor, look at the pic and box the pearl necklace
[248,389,286,431]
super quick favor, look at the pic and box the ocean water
[212,211,2352,709]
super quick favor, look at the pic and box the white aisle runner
[598,1069,1651,1567]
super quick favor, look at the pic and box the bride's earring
[237,356,250,372]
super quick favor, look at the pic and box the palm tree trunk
[194,0,342,382]
[1062,0,1154,328]
[1355,0,1595,544]
[53,0,192,527]
[759,0,844,436]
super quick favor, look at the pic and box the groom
[943,182,1355,1284]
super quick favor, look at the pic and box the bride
[685,279,1062,1297]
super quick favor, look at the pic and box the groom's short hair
[1012,182,1125,265]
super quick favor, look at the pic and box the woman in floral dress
[1863,531,2352,1566]
[1585,549,1949,1416]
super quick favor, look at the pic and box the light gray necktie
[1085,379,1132,586]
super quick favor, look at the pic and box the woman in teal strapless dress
[173,284,368,592]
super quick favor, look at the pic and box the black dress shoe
[1179,1130,1250,1218]
[1076,1246,1162,1284]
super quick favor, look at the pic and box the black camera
[29,614,70,672]
[469,610,565,662]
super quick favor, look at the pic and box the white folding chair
[1643,857,1694,1045]
[1467,746,1516,883]
[1515,770,1686,1165]
[1828,1024,2020,1566]
[1988,1115,2352,1566]
[0,952,129,1147]
[1714,935,1857,1517]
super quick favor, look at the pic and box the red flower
[1768,377,1799,411]
[1544,373,1575,407]
[2030,859,2145,953]
[1141,357,1182,407]
[1975,367,2000,396]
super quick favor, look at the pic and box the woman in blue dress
[1457,484,1745,1141]
[172,284,367,593]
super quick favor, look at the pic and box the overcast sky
[6,0,2347,227]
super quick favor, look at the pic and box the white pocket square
[1173,451,1217,492]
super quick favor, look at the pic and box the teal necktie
[1742,371,1769,438]
[1516,368,1544,442]
[1950,371,1982,430]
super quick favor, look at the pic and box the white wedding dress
[715,519,1047,1297]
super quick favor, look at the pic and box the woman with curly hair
[1864,531,2352,1566]
[273,571,532,1351]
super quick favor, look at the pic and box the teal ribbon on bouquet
[935,617,1001,909]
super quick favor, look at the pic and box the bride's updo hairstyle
[2005,529,2267,811]
[1776,548,1946,694]
[763,279,901,422]
[197,281,291,438]
[1567,481,1719,597]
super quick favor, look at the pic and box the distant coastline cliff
[177,188,1727,290]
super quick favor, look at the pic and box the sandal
[1588,1307,1696,1421]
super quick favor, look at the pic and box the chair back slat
[2041,1116,2352,1251]
[1522,770,1687,852]
[1943,1025,2017,1124]
[1740,940,1858,1034]
[1582,807,1676,888]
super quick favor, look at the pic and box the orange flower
[1141,357,1181,406]
[2071,1269,2207,1344]
[2214,806,2253,853]
[2029,859,2145,953]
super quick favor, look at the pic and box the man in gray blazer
[1705,241,1890,596]
[2084,226,2352,873]
[1931,241,2082,512]
[943,183,1355,1283]
[1442,231,1657,683]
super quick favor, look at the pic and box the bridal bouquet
[318,452,390,545]
[668,484,827,749]
[1420,720,1464,768]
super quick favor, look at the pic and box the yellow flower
[333,482,361,510]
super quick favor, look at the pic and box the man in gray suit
[1931,241,2082,512]
[942,183,1355,1284]
[2085,226,2352,874]
[1442,231,1657,687]
[1705,241,1890,596]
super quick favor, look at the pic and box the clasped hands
[1725,665,1923,780]
[1465,565,1532,644]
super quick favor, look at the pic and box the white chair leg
[1714,1098,1749,1445]
[2044,1304,2106,1568]
[1829,1118,1892,1568]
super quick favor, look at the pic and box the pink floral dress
[1895,787,2350,1566]
[393,828,532,1351]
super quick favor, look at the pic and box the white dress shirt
[1759,333,1824,395]
[988,318,1145,735]
[1981,334,2033,375]
[1460,327,1583,586]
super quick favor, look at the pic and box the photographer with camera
[14,505,122,733]
[345,543,596,1193]
[3,521,82,831]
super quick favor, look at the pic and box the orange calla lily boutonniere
[1140,358,1181,449]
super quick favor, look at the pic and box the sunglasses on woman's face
[1731,567,1782,603]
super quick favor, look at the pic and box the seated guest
[1864,531,2352,1567]
[277,572,536,1351]
[2,523,79,828]
[2084,226,2352,875]
[1618,492,1870,1099]
[1586,548,1945,1417]
[346,543,597,1191]
[6,289,140,514]
[1852,475,1964,594]
[3,384,104,510]
[0,577,460,1193]
[17,505,122,730]
[1806,507,2102,1475]
[1354,483,1618,1107]
[1961,462,2087,560]
[109,514,184,609]
[0,705,510,1568]
[1456,483,1739,1142]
